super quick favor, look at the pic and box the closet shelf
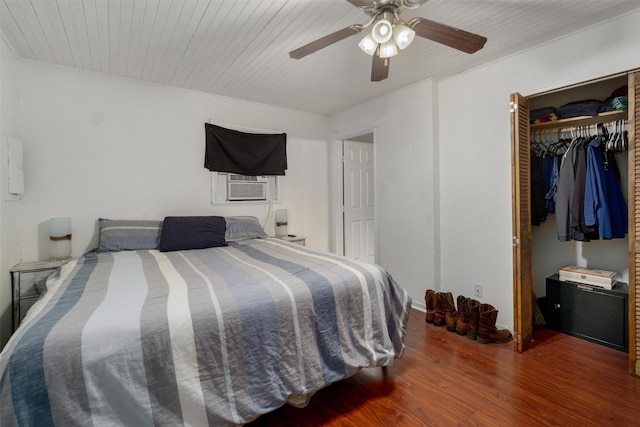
[530,110,628,131]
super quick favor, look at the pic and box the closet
[510,71,639,376]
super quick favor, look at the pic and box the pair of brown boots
[424,290,457,331]
[424,290,512,344]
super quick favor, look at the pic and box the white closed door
[343,140,375,263]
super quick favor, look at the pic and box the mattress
[0,238,411,426]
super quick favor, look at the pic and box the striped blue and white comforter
[0,238,411,426]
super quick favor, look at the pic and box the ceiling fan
[289,0,487,82]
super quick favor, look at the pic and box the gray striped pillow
[224,216,267,241]
[98,219,162,252]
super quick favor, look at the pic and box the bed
[0,216,411,426]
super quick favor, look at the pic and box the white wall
[330,80,438,310]
[14,62,329,265]
[331,9,640,330]
[438,9,640,328]
[0,37,21,347]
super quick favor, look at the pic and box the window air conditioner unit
[227,174,268,201]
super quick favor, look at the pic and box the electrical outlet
[474,284,483,298]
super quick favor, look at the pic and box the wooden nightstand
[280,235,306,246]
[11,260,68,331]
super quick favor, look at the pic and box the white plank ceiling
[2,0,640,115]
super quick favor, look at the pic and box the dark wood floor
[248,308,640,426]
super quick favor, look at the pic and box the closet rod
[530,109,627,132]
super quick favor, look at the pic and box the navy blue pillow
[159,216,227,252]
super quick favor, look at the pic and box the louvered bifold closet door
[628,72,640,375]
[511,92,533,352]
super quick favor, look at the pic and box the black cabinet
[546,274,628,352]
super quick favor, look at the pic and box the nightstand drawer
[18,297,39,323]
[16,270,55,298]
[11,260,68,331]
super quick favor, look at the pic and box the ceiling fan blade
[344,0,375,7]
[347,0,428,6]
[371,47,389,82]
[289,26,361,59]
[409,17,487,54]
[404,0,430,5]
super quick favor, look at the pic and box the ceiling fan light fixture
[287,1,488,83]
[378,40,398,58]
[371,19,393,43]
[393,23,415,49]
[358,33,377,56]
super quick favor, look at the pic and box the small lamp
[49,217,72,260]
[275,209,288,237]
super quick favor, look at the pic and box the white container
[558,265,617,289]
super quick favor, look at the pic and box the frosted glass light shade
[371,19,393,43]
[358,33,377,56]
[393,24,415,49]
[49,217,72,260]
[275,209,288,237]
[379,40,398,58]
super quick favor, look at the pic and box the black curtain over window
[204,123,287,175]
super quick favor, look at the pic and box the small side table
[280,235,307,246]
[11,260,68,331]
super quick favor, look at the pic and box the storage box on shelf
[558,265,617,290]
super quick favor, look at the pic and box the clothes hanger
[563,127,578,160]
[598,123,611,149]
[617,120,628,152]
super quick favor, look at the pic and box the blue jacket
[584,138,627,239]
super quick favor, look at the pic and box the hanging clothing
[533,118,628,242]
[555,142,578,242]
[584,139,627,239]
[543,155,559,214]
[603,151,628,238]
[571,138,598,241]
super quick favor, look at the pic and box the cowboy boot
[466,299,481,340]
[478,303,513,344]
[425,289,436,323]
[433,292,445,326]
[455,295,470,336]
[443,292,457,332]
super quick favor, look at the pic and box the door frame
[331,126,378,260]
